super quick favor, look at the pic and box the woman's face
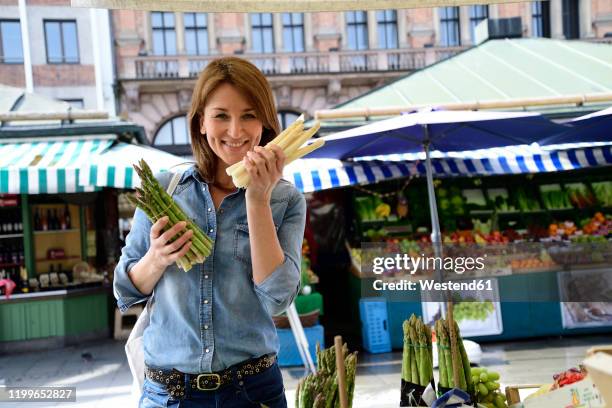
[200,83,263,167]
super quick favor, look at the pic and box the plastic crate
[359,297,391,353]
[276,324,324,367]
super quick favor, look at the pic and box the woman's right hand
[146,216,193,273]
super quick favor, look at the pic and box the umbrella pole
[422,128,441,256]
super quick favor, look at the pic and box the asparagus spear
[435,320,448,388]
[408,324,419,384]
[402,320,411,383]
[454,320,473,395]
[447,318,467,390]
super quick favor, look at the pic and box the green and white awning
[0,137,188,194]
[79,142,189,189]
[0,138,113,194]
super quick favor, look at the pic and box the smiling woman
[113,56,306,408]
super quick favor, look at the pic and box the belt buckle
[196,373,221,391]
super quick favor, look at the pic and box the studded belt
[144,353,277,399]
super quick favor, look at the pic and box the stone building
[0,0,115,113]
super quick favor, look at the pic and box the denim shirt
[113,165,306,373]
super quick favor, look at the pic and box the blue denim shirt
[113,165,306,373]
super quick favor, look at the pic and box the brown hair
[188,57,280,182]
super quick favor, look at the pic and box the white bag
[124,172,183,396]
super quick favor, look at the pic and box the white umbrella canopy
[71,0,532,12]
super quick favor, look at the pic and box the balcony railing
[125,46,468,80]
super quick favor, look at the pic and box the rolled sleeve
[113,207,152,313]
[254,192,306,316]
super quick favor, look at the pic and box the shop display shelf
[0,233,24,239]
[0,262,24,268]
[35,256,81,262]
[33,229,79,235]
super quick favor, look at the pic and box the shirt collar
[178,165,204,185]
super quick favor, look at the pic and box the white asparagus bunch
[226,114,324,188]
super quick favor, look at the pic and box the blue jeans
[139,362,287,408]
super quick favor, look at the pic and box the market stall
[284,130,612,347]
[0,124,186,352]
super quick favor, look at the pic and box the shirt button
[204,299,209,304]
[204,325,209,330]
[239,381,244,386]
[205,348,210,353]
[209,228,214,233]
[219,209,224,214]
[207,207,212,212]
[204,275,209,279]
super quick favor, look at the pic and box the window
[62,99,84,109]
[251,13,275,53]
[346,11,368,50]
[469,5,489,43]
[184,13,208,55]
[151,12,177,55]
[282,13,304,52]
[439,7,460,47]
[0,20,23,64]
[44,20,79,64]
[531,1,551,38]
[562,0,579,39]
[154,116,189,147]
[377,10,398,49]
[278,111,300,130]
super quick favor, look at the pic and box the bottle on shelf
[34,208,41,231]
[19,267,29,293]
[64,205,71,230]
[42,209,49,231]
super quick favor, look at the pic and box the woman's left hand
[244,144,285,204]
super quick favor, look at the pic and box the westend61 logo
[371,254,487,275]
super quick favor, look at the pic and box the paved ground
[0,334,609,407]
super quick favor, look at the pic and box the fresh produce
[525,367,587,401]
[226,115,323,188]
[565,183,596,208]
[510,249,556,271]
[515,186,540,211]
[356,196,385,222]
[591,181,612,206]
[295,343,358,408]
[452,298,495,322]
[401,314,433,387]
[578,212,611,237]
[435,318,471,394]
[470,366,507,408]
[128,159,214,272]
[540,185,572,209]
[552,367,587,389]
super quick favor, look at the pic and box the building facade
[110,1,611,155]
[0,0,116,113]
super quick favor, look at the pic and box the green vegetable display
[401,314,433,387]
[295,343,358,408]
[452,298,495,322]
[128,159,214,272]
[470,367,508,408]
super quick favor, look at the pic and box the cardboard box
[506,377,606,408]
[583,352,612,407]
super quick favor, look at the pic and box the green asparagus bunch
[435,318,472,394]
[127,159,214,272]
[295,343,358,408]
[401,314,433,387]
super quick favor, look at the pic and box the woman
[113,57,306,407]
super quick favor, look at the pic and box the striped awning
[0,138,113,194]
[78,142,190,189]
[284,143,612,193]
